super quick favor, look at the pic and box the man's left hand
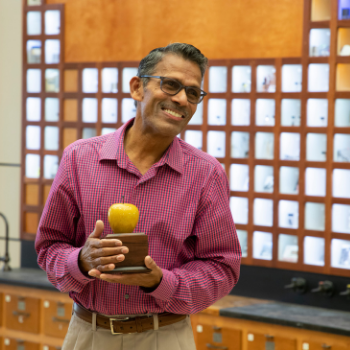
[88,256,163,289]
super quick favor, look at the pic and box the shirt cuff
[67,248,95,284]
[145,269,177,301]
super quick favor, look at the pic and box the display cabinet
[21,0,350,278]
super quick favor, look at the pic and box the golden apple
[108,203,139,233]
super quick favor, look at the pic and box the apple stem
[122,195,124,204]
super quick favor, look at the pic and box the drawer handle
[213,326,222,331]
[322,345,331,350]
[206,344,228,350]
[265,335,274,340]
[52,316,70,324]
[12,311,30,317]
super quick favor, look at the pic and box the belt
[73,303,187,335]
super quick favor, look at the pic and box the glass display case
[27,69,41,93]
[184,130,202,150]
[254,198,273,227]
[209,66,227,93]
[331,239,350,269]
[254,165,274,193]
[44,126,59,150]
[334,99,350,126]
[82,68,98,93]
[231,99,250,125]
[27,40,41,63]
[102,98,118,123]
[26,126,41,150]
[304,236,325,266]
[255,132,274,159]
[231,132,249,158]
[102,128,117,135]
[281,99,301,126]
[232,66,251,93]
[333,169,350,198]
[306,133,327,161]
[27,11,41,35]
[208,99,226,125]
[82,98,98,123]
[309,29,330,56]
[102,68,118,93]
[25,154,40,179]
[230,197,248,225]
[311,0,331,21]
[122,68,138,93]
[44,10,60,35]
[278,200,299,229]
[278,234,298,263]
[207,131,225,158]
[44,155,59,179]
[333,134,350,162]
[280,166,299,194]
[122,98,136,123]
[230,164,249,191]
[26,97,41,121]
[338,0,350,20]
[337,28,350,56]
[256,65,276,93]
[280,133,300,161]
[45,40,60,64]
[336,64,350,91]
[28,0,42,5]
[45,98,59,121]
[45,69,59,92]
[307,99,328,126]
[305,168,326,196]
[282,64,302,92]
[255,99,275,126]
[308,64,329,92]
[189,102,203,125]
[253,231,273,260]
[332,203,350,233]
[305,202,325,231]
[82,128,97,139]
[237,230,248,257]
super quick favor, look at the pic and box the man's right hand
[78,220,129,274]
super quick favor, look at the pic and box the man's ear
[130,76,144,103]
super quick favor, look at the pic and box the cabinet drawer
[302,341,348,350]
[3,338,40,350]
[4,294,40,333]
[42,346,62,350]
[195,323,241,350]
[247,331,296,350]
[42,299,72,338]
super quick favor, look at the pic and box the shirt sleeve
[35,148,94,293]
[144,165,241,314]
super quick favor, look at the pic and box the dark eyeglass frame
[139,75,207,104]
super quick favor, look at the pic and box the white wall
[0,0,23,268]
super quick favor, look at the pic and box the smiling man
[35,43,241,350]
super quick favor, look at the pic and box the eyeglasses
[139,75,207,104]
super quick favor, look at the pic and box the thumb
[145,256,157,270]
[90,220,104,239]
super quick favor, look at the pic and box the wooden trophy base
[104,233,151,274]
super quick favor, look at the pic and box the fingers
[91,246,128,258]
[89,220,104,239]
[144,255,157,270]
[94,254,126,266]
[91,239,123,249]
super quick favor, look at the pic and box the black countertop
[0,269,349,337]
[0,268,57,291]
[220,302,350,337]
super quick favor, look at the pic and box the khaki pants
[62,312,197,350]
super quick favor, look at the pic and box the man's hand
[88,256,163,289]
[79,220,129,274]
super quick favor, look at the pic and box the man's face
[137,54,202,138]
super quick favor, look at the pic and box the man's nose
[170,88,188,106]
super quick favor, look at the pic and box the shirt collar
[99,118,184,174]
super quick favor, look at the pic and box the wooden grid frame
[21,0,350,277]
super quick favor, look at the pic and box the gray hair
[137,43,208,86]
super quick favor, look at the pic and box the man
[35,43,241,350]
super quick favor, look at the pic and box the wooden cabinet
[246,332,296,350]
[3,338,40,350]
[4,294,40,334]
[42,300,71,338]
[196,323,241,350]
[302,340,349,350]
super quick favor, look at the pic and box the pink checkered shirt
[35,118,241,315]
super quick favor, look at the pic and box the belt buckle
[109,317,130,335]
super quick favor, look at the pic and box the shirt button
[125,294,129,300]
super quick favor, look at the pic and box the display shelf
[281,64,302,92]
[280,132,300,161]
[255,132,274,159]
[26,98,41,121]
[231,132,249,158]
[82,128,97,139]
[209,66,227,93]
[25,154,40,179]
[336,64,350,91]
[27,11,41,35]
[121,98,137,123]
[307,98,328,126]
[27,40,41,64]
[337,28,350,55]
[338,0,350,20]
[232,66,251,93]
[305,167,326,196]
[334,98,350,126]
[43,155,58,179]
[236,230,248,257]
[278,200,299,229]
[26,126,41,150]
[254,198,273,227]
[27,69,41,93]
[208,99,226,125]
[281,99,301,126]
[331,238,350,269]
[44,10,60,35]
[44,98,59,121]
[45,69,59,92]
[102,67,118,93]
[333,169,350,198]
[255,99,275,126]
[332,203,350,233]
[102,98,118,123]
[306,133,327,161]
[231,99,250,125]
[184,130,202,150]
[230,197,248,225]
[45,40,60,64]
[310,0,331,21]
[44,127,59,151]
[308,64,329,92]
[82,98,98,123]
[304,236,325,266]
[309,29,330,56]
[207,131,226,158]
[279,166,299,194]
[256,65,276,92]
[122,67,138,93]
[253,231,273,260]
[254,165,273,193]
[305,202,325,230]
[333,133,350,161]
[189,103,203,125]
[278,234,298,263]
[102,127,117,135]
[229,164,249,191]
[82,68,98,93]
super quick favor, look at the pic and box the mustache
[160,103,189,118]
